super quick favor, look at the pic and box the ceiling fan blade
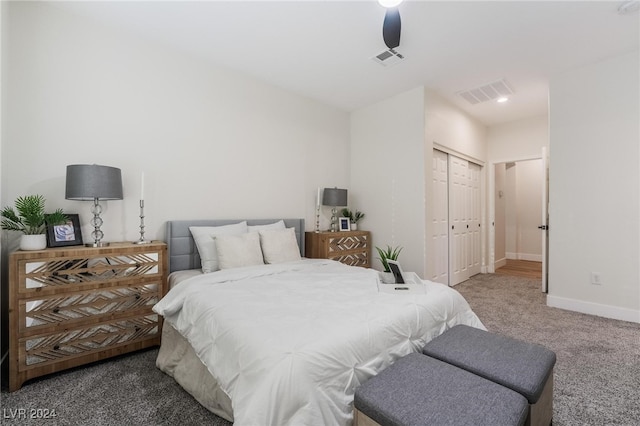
[382,7,401,49]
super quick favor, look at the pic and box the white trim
[547,295,640,324]
[432,144,485,167]
[494,257,507,269]
[506,252,542,262]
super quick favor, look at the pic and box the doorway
[492,157,546,287]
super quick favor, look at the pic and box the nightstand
[8,241,167,391]
[305,230,370,267]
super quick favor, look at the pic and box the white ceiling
[54,0,639,126]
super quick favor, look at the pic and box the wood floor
[496,259,542,279]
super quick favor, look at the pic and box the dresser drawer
[305,231,371,268]
[19,314,160,370]
[19,283,161,334]
[326,233,369,252]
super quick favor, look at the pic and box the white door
[468,162,482,276]
[431,150,449,284]
[449,155,470,286]
[541,147,549,292]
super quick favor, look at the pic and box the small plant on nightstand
[376,245,403,283]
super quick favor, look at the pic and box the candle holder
[134,199,151,244]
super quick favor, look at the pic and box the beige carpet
[456,273,640,425]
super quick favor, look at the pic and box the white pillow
[247,220,286,233]
[215,232,264,270]
[189,222,248,273]
[259,228,302,264]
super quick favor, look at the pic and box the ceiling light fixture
[378,0,403,8]
[497,97,509,103]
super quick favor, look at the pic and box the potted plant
[375,245,403,283]
[1,195,67,250]
[341,208,365,230]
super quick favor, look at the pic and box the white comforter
[153,259,484,426]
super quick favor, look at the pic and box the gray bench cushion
[422,325,556,404]
[354,353,528,426]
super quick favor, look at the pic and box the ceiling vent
[372,48,405,67]
[457,79,514,105]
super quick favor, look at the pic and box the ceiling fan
[379,0,403,49]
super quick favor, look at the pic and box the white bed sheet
[154,259,484,426]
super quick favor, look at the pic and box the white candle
[140,172,145,200]
[316,187,321,208]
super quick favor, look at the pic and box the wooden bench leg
[527,370,554,426]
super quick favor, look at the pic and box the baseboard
[547,295,640,324]
[494,257,507,269]
[506,252,542,262]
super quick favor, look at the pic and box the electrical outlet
[591,272,602,285]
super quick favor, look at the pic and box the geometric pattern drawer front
[22,315,159,367]
[22,284,159,331]
[327,235,368,252]
[22,252,160,291]
[329,252,369,267]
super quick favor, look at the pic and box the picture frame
[338,217,351,231]
[46,214,83,247]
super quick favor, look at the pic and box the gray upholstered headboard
[166,219,305,273]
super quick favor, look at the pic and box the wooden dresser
[8,241,167,391]
[305,230,371,268]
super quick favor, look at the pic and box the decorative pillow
[259,228,302,264]
[247,220,286,233]
[189,222,248,273]
[215,232,264,270]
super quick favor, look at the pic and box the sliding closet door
[431,149,482,286]
[431,150,449,284]
[468,162,482,277]
[449,155,470,286]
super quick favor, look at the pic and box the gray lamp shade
[322,188,348,207]
[65,164,124,201]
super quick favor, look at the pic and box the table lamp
[65,164,123,247]
[322,187,348,232]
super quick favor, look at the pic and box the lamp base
[86,242,110,248]
[133,240,152,245]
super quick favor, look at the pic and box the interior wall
[2,1,350,244]
[548,51,639,323]
[350,87,426,275]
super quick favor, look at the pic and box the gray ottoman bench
[422,325,556,426]
[354,352,529,426]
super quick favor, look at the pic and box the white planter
[380,271,395,284]
[20,234,47,251]
[351,223,358,231]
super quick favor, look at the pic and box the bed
[153,218,485,426]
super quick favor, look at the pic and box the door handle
[538,225,548,230]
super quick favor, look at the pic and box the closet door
[468,162,482,276]
[431,150,449,284]
[449,155,470,286]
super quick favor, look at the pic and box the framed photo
[46,214,83,247]
[338,217,351,231]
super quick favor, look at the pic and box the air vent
[457,79,514,105]
[372,48,405,67]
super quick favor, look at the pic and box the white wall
[2,1,350,249]
[488,115,548,162]
[548,51,639,323]
[350,87,426,274]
